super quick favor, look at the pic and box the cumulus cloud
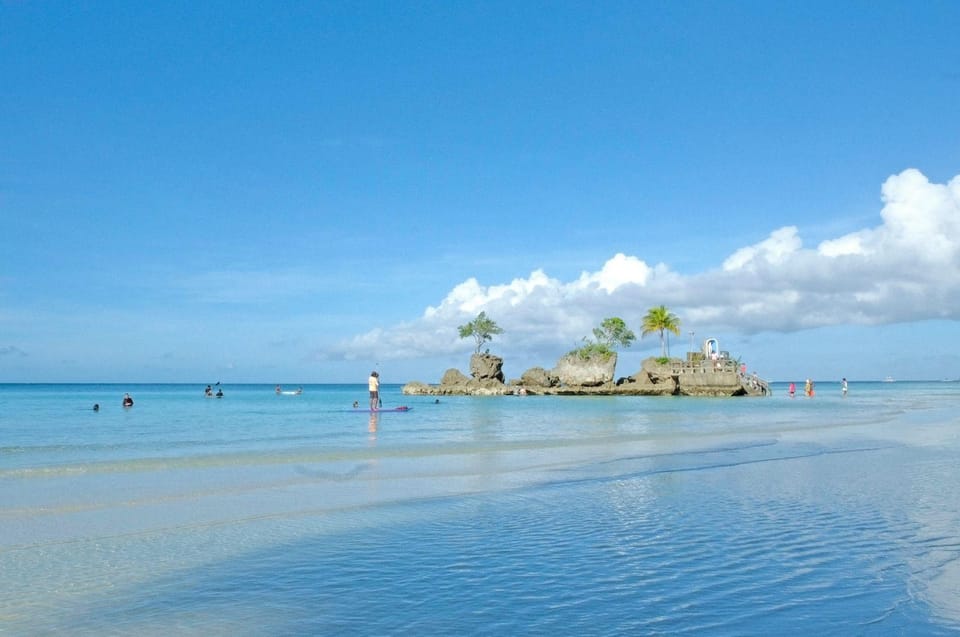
[326,169,960,362]
[723,226,803,271]
[817,168,960,264]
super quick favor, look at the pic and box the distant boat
[883,376,895,383]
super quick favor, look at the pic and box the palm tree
[641,305,681,358]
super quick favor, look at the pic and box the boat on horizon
[883,376,895,383]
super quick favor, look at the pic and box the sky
[2,1,959,384]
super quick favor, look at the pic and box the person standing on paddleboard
[368,371,380,411]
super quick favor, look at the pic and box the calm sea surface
[2,381,959,635]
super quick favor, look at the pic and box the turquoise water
[2,382,959,635]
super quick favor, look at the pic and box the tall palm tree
[641,305,681,358]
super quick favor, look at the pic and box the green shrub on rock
[569,317,635,360]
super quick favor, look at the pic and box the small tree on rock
[593,317,636,350]
[571,316,635,360]
[458,311,504,354]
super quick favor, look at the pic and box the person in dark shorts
[368,371,380,410]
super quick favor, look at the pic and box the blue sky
[2,1,959,384]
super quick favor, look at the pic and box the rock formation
[404,357,510,396]
[441,368,470,386]
[402,352,768,398]
[470,353,504,383]
[551,351,616,387]
[518,367,558,389]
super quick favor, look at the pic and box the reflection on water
[1,382,959,635]
[898,457,960,627]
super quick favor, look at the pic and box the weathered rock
[626,358,678,394]
[614,370,676,395]
[398,363,512,396]
[519,366,558,388]
[440,368,470,386]
[463,378,510,395]
[401,355,769,398]
[640,358,677,383]
[470,353,505,382]
[552,351,617,387]
[402,381,434,395]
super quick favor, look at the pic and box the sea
[1,381,959,636]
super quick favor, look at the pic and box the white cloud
[572,253,652,292]
[423,269,561,317]
[723,226,803,271]
[817,168,960,263]
[817,233,864,257]
[326,169,960,364]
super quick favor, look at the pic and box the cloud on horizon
[323,169,960,362]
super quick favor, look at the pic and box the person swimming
[122,393,134,407]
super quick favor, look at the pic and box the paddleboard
[348,407,413,413]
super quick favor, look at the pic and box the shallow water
[1,382,959,635]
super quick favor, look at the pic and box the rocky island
[403,343,770,398]
[407,311,769,398]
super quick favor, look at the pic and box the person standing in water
[368,371,380,411]
[841,378,848,397]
